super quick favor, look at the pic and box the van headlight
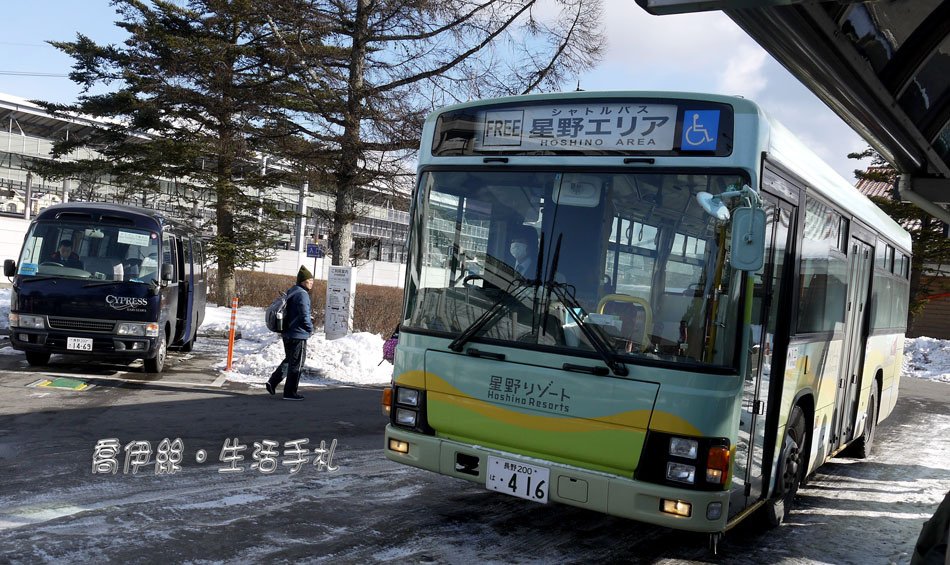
[117,322,159,337]
[10,314,44,329]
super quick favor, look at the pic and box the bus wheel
[25,351,51,366]
[181,337,194,353]
[766,405,806,527]
[145,331,167,373]
[850,388,877,459]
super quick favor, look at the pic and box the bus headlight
[669,437,698,459]
[396,387,420,407]
[10,314,44,329]
[391,385,431,434]
[117,322,160,337]
[395,408,418,427]
[666,462,696,484]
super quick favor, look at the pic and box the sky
[0,0,873,183]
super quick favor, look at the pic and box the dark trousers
[268,337,307,396]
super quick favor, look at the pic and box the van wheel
[144,331,167,373]
[25,351,51,366]
[850,388,877,459]
[766,405,806,527]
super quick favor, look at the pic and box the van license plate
[67,337,93,351]
[486,456,549,503]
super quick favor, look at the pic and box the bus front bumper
[384,425,730,533]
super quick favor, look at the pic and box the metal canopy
[637,0,950,223]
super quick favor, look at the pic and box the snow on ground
[1,287,949,387]
[199,303,394,388]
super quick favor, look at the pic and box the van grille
[47,317,115,333]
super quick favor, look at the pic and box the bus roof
[764,114,912,252]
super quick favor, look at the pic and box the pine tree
[850,146,950,328]
[33,0,300,305]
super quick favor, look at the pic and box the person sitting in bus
[509,225,539,279]
[50,239,83,269]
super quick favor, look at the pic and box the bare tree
[268,0,605,265]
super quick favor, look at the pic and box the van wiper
[84,281,120,287]
[543,234,628,377]
[448,280,532,352]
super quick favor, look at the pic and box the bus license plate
[67,337,93,351]
[486,456,550,504]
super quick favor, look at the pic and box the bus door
[161,231,180,339]
[831,231,873,450]
[173,236,194,346]
[731,194,795,516]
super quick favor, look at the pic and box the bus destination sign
[475,103,678,151]
[430,98,734,157]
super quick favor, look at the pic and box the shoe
[283,394,304,401]
[265,382,275,396]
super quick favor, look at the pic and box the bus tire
[145,331,167,373]
[25,351,51,366]
[766,405,806,527]
[850,388,877,459]
[181,337,194,353]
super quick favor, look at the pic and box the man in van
[51,239,83,269]
[265,265,315,400]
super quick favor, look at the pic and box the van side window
[194,240,203,278]
[162,232,177,280]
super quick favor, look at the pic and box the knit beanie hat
[297,265,314,283]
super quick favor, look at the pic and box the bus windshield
[17,220,161,284]
[405,169,748,369]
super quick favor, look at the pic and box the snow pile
[904,337,950,383]
[198,303,394,387]
[0,288,8,329]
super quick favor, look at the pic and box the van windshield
[17,221,161,284]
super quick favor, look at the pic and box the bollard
[226,296,238,370]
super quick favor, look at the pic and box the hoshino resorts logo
[106,295,148,311]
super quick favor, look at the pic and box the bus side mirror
[4,260,15,277]
[731,207,766,272]
[161,262,174,282]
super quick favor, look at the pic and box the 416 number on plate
[486,456,550,504]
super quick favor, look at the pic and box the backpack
[382,325,399,362]
[265,292,288,333]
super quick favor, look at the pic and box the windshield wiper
[543,234,628,377]
[19,276,57,283]
[448,280,533,352]
[83,280,120,288]
[450,232,545,353]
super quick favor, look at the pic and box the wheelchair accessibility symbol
[681,110,720,151]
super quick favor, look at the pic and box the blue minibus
[4,202,207,372]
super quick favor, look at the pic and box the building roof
[854,166,898,200]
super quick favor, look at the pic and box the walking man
[266,265,315,400]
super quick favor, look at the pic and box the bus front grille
[47,317,115,333]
